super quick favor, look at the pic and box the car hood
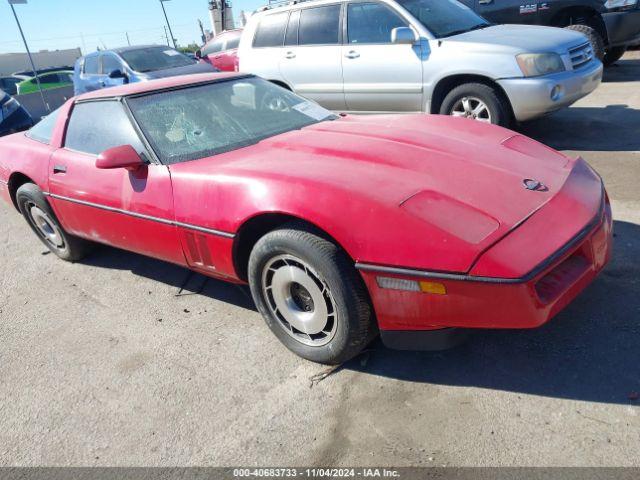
[447,24,588,54]
[141,62,217,79]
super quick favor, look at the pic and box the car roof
[75,71,249,101]
[83,45,172,58]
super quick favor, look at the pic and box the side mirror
[96,145,144,171]
[108,69,126,79]
[195,49,203,59]
[391,27,417,45]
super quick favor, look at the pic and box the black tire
[565,24,605,61]
[603,46,627,66]
[439,82,511,127]
[16,183,92,262]
[248,224,376,364]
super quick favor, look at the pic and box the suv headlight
[517,53,566,77]
[604,0,637,10]
[1,97,20,119]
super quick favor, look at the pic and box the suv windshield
[396,0,490,38]
[126,77,338,164]
[120,46,196,73]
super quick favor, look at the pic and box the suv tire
[440,83,511,127]
[565,24,605,62]
[603,46,627,66]
[248,224,375,364]
[16,183,92,262]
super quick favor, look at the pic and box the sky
[0,0,265,55]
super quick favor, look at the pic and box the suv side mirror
[108,69,126,79]
[96,145,144,171]
[391,27,417,45]
[195,49,203,59]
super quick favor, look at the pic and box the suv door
[473,0,540,24]
[77,54,102,93]
[278,4,347,110]
[342,1,423,112]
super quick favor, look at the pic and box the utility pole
[8,0,49,113]
[125,31,131,46]
[159,0,177,48]
[163,25,170,46]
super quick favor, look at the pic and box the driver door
[474,0,540,24]
[48,99,185,265]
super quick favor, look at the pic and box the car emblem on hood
[522,179,548,192]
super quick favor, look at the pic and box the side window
[225,34,241,50]
[202,38,224,56]
[26,106,63,144]
[101,54,122,74]
[65,101,146,156]
[285,9,301,46]
[83,56,99,74]
[253,12,288,47]
[347,2,407,44]
[298,5,341,46]
[38,74,58,84]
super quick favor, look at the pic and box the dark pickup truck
[458,0,640,65]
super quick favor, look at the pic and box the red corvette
[0,73,612,364]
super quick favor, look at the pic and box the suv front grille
[569,42,594,69]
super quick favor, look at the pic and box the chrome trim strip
[43,192,235,239]
[357,201,604,285]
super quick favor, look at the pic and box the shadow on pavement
[81,246,257,312]
[345,220,640,406]
[602,56,640,83]
[521,104,640,152]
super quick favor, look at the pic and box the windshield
[396,0,490,38]
[126,77,338,164]
[120,46,196,73]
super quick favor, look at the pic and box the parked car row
[0,66,74,96]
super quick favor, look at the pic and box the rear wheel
[565,24,605,62]
[603,46,627,66]
[248,224,375,364]
[440,82,511,127]
[16,183,92,262]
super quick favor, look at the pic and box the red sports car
[0,73,612,364]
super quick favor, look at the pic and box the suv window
[285,9,300,46]
[26,107,63,144]
[253,12,288,47]
[203,38,224,56]
[347,2,407,44]
[65,101,145,156]
[101,54,122,74]
[83,55,99,74]
[299,5,341,45]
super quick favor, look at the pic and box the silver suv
[239,0,603,126]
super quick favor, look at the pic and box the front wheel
[16,183,92,262]
[248,225,375,364]
[603,46,627,66]
[440,83,511,127]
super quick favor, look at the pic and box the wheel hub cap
[262,255,337,347]
[451,96,492,123]
[29,205,64,248]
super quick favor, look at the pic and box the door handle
[284,51,296,59]
[53,165,67,174]
[345,50,360,59]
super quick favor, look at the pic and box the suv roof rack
[255,0,314,13]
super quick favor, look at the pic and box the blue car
[0,90,33,137]
[73,45,218,95]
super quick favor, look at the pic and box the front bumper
[497,60,603,122]
[603,10,640,47]
[359,188,613,341]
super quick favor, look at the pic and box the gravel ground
[1,52,639,467]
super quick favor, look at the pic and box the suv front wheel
[439,83,511,127]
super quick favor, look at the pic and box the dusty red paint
[0,73,612,333]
